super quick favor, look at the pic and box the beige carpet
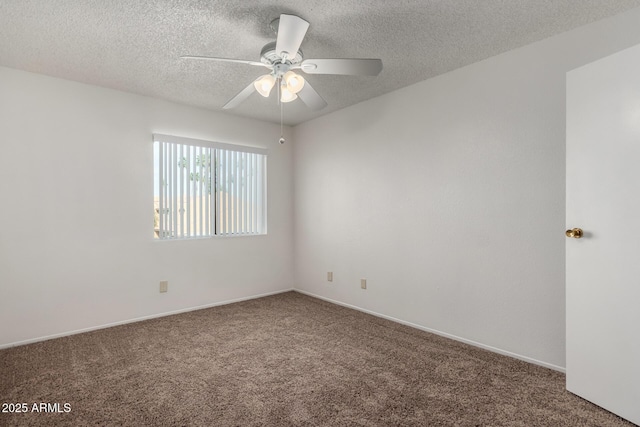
[0,291,633,426]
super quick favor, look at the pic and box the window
[153,134,267,239]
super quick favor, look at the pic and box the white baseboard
[294,289,566,373]
[3,287,566,374]
[0,288,294,350]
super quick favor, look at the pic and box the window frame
[153,133,268,240]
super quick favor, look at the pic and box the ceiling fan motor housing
[260,41,303,66]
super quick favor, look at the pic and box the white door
[566,43,640,426]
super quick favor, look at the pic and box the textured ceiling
[2,1,640,125]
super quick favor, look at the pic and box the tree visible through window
[153,134,267,239]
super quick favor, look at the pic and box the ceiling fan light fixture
[254,74,276,97]
[284,70,305,94]
[280,85,298,103]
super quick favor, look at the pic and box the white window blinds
[153,134,267,239]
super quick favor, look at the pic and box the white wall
[0,66,294,347]
[292,6,640,370]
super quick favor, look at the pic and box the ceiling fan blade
[223,82,256,109]
[275,14,309,59]
[298,58,383,76]
[297,81,327,111]
[181,55,269,68]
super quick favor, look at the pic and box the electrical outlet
[160,281,168,293]
[361,279,367,289]
[327,272,333,282]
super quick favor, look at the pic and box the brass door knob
[566,228,583,238]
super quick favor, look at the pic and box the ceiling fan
[181,14,383,111]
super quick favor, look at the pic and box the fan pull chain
[279,77,285,144]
